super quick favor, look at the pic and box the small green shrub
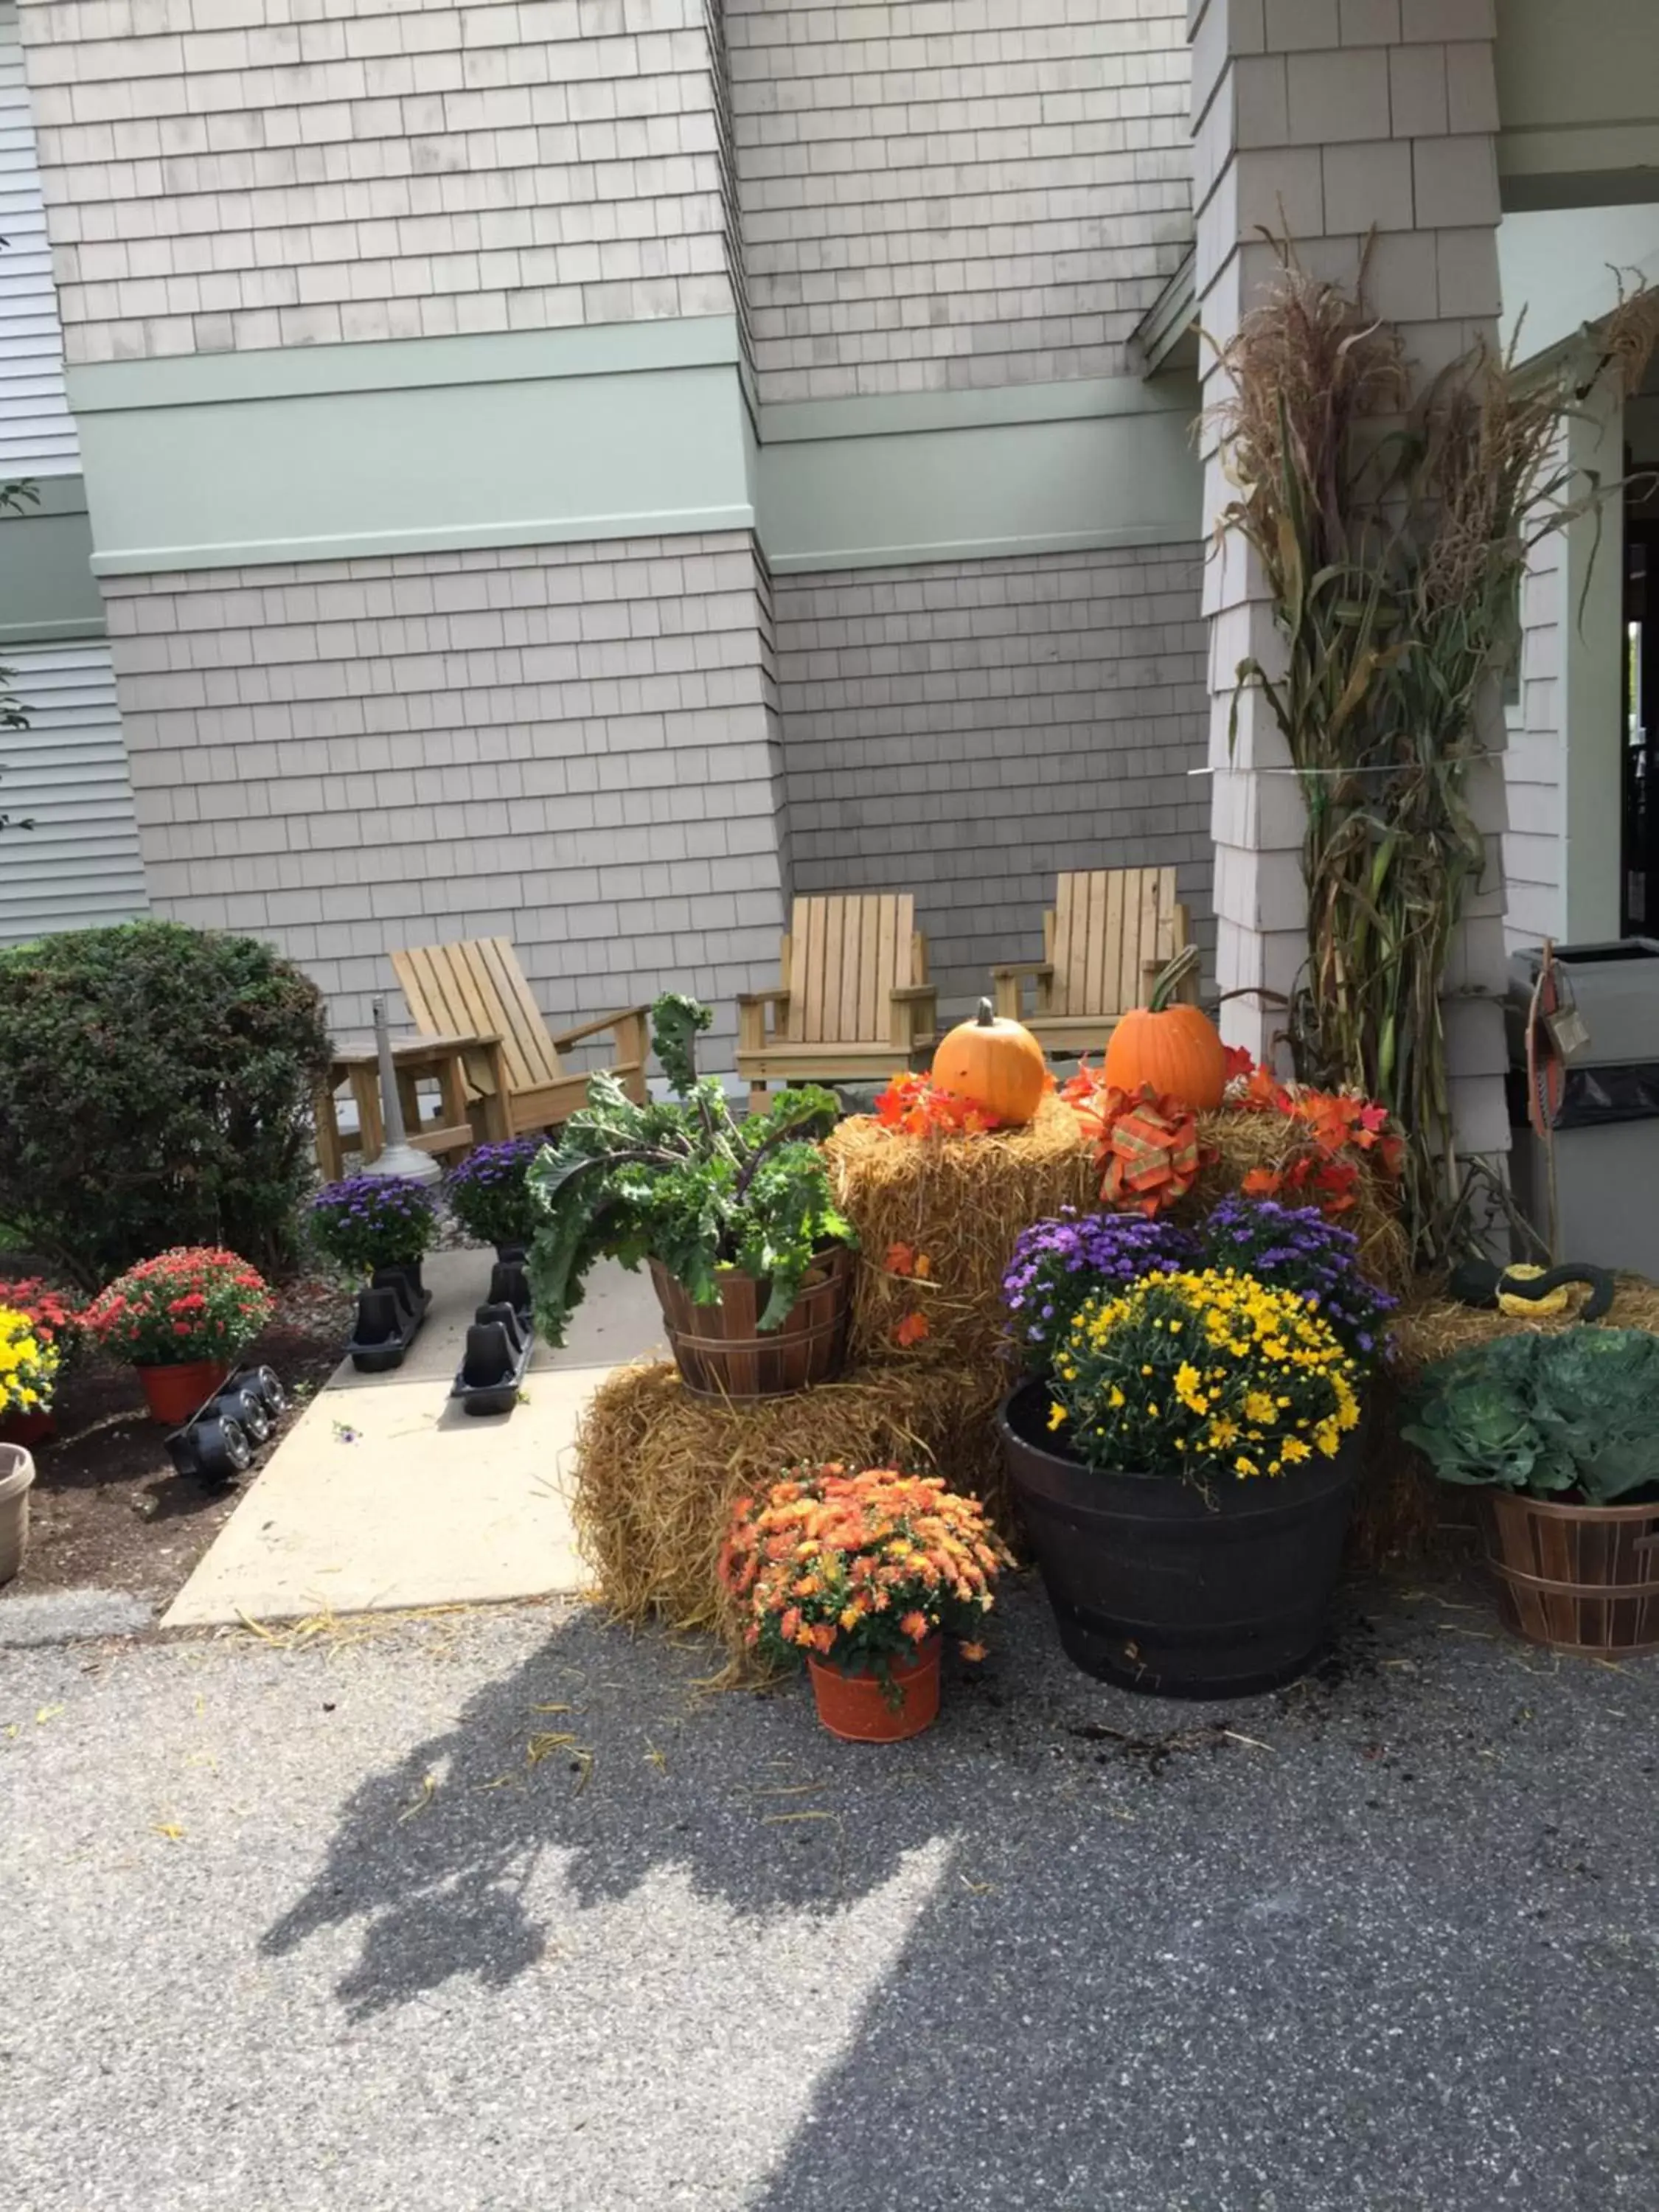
[0,920,332,1283]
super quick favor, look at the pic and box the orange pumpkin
[1102,946,1226,1111]
[931,1000,1048,1125]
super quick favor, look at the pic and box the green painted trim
[92,506,758,576]
[759,392,1203,573]
[68,315,743,413]
[761,372,1190,446]
[80,361,757,576]
[11,476,90,520]
[0,476,104,642]
[73,325,1206,578]
[765,521,1199,574]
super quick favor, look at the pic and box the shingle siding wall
[726,0,1194,404]
[20,0,734,364]
[105,531,787,1054]
[773,545,1211,1015]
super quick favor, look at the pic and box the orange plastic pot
[806,1633,942,1742]
[136,1360,229,1428]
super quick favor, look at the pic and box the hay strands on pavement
[451,1253,536,1418]
[166,1365,290,1486]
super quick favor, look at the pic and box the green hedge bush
[0,921,332,1282]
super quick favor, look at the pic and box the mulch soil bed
[0,1271,352,1607]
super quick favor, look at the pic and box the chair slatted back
[392,938,562,1093]
[1048,868,1184,1017]
[784,894,917,1045]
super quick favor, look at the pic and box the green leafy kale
[1402,1326,1659,1503]
[526,996,851,1346]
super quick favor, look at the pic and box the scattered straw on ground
[571,1355,1013,1657]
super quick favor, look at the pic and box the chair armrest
[891,982,937,1058]
[548,1004,652,1051]
[737,987,791,1010]
[991,961,1053,1022]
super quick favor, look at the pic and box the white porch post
[1190,0,1512,1155]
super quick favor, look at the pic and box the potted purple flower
[1001,1210,1194,1376]
[310,1175,437,1299]
[1197,1197,1397,1363]
[445,1138,542,1259]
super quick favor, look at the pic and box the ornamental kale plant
[310,1175,437,1278]
[527,995,852,1348]
[1198,1197,1396,1366]
[1403,1327,1659,1503]
[445,1138,541,1250]
[1002,1211,1195,1375]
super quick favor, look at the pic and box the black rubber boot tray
[347,1266,432,1373]
[451,1259,535,1417]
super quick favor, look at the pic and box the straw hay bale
[571,1356,1014,1655]
[824,1094,1094,1367]
[824,1091,1408,1370]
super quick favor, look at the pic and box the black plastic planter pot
[999,1377,1363,1699]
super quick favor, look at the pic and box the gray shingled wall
[727,0,1194,403]
[773,545,1213,1019]
[105,531,788,1055]
[22,0,735,363]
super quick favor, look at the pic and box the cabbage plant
[1402,1327,1659,1503]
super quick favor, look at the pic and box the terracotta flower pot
[806,1633,942,1742]
[136,1359,231,1429]
[0,1407,56,1449]
[0,1441,35,1585]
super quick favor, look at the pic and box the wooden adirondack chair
[391,936,650,1138]
[990,866,1194,1055]
[737,892,938,1110]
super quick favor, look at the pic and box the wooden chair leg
[313,1085,344,1182]
[349,1067,384,1166]
[748,1082,769,1117]
[395,1067,424,1138]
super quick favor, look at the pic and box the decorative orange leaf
[893,1311,931,1349]
[885,1241,917,1278]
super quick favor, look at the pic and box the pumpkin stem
[976,998,995,1026]
[1147,944,1202,1014]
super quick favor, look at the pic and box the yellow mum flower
[1048,1401,1067,1432]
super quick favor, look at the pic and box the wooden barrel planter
[649,1248,853,1401]
[1478,1491,1659,1657]
[999,1377,1363,1698]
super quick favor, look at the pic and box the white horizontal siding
[1502,498,1565,953]
[0,25,77,477]
[0,640,148,941]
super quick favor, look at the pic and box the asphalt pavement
[3,1575,1656,2212]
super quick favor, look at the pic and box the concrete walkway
[163,1254,663,1628]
